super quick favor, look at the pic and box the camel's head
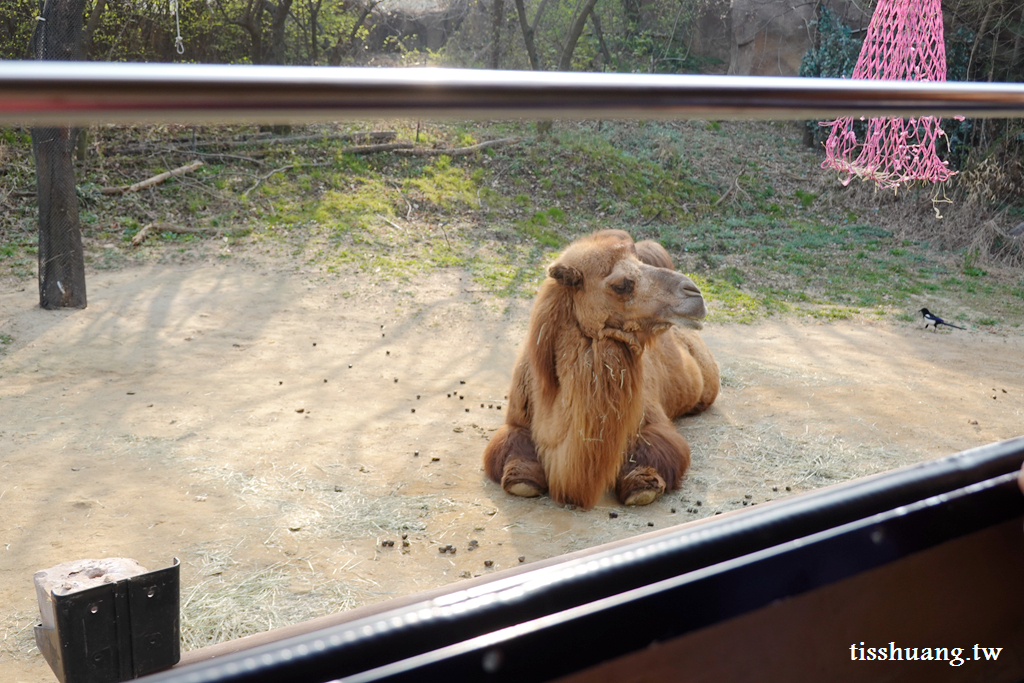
[547,230,706,350]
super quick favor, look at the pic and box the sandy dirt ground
[2,258,1023,682]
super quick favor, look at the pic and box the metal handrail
[2,61,1024,125]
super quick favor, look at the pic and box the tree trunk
[33,128,87,309]
[490,0,504,69]
[83,0,106,58]
[309,0,321,63]
[30,0,89,310]
[245,0,266,64]
[513,0,540,70]
[557,0,599,71]
[589,11,611,67]
[266,0,294,64]
[621,0,640,32]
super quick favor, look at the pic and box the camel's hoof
[618,467,666,506]
[506,481,544,498]
[624,488,660,506]
[502,457,547,498]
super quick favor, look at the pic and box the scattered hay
[188,460,458,542]
[0,610,38,662]
[685,422,907,497]
[180,546,358,652]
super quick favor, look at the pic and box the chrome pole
[2,61,1024,125]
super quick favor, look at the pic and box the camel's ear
[549,263,583,289]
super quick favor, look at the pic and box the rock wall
[724,0,869,76]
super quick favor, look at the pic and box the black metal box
[34,559,180,683]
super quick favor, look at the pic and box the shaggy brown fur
[483,230,719,509]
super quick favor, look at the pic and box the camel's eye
[611,278,634,295]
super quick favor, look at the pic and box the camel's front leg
[616,420,691,506]
[484,424,548,498]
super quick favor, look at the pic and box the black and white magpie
[919,308,965,330]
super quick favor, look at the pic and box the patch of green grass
[691,274,789,324]
[404,156,479,211]
[515,207,566,248]
[806,306,858,321]
[313,179,397,232]
[794,189,817,208]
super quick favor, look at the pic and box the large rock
[726,0,869,76]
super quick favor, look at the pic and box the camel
[484,229,719,509]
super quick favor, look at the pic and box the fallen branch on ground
[393,137,525,157]
[108,131,397,155]
[102,161,204,195]
[712,172,750,208]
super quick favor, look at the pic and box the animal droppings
[518,556,526,563]
[394,378,398,383]
[696,500,702,506]
[483,560,493,568]
[295,408,305,413]
[465,408,469,413]
[608,512,618,519]
[670,508,677,513]
[460,380,466,385]
[323,379,328,383]
[431,456,440,462]
[411,408,415,413]
[772,486,778,492]
[417,395,421,399]
[647,522,654,527]
[785,486,792,491]
[386,351,390,355]
[480,404,484,408]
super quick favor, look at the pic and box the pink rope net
[820,0,955,190]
